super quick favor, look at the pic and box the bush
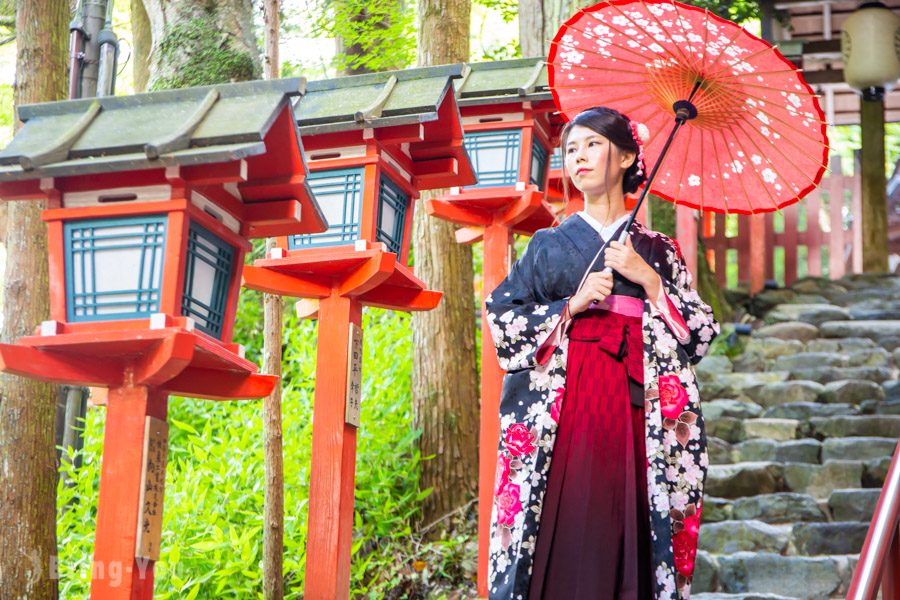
[56,289,476,598]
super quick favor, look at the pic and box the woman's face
[564,124,635,197]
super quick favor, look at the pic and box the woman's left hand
[604,235,656,288]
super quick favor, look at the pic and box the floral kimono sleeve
[652,240,721,365]
[484,230,569,372]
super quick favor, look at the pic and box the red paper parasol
[548,0,830,216]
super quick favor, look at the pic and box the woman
[485,107,720,600]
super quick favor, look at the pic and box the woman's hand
[568,270,614,316]
[604,235,656,289]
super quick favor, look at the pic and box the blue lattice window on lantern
[64,216,166,322]
[289,168,364,249]
[530,138,549,191]
[463,129,522,188]
[376,175,408,255]
[181,223,235,339]
[550,146,563,170]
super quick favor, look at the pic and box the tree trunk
[519,0,578,57]
[131,0,151,92]
[261,2,283,595]
[141,0,260,90]
[412,0,478,531]
[262,245,284,600]
[0,0,68,597]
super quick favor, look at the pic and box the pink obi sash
[535,294,645,366]
[591,294,644,318]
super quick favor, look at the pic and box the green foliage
[151,17,258,90]
[680,0,760,24]
[56,290,476,597]
[0,83,13,146]
[306,0,416,74]
[472,0,517,23]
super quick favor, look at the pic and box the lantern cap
[0,78,306,181]
[296,64,465,134]
[454,57,553,106]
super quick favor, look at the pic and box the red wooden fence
[693,156,862,290]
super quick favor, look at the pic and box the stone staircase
[692,273,900,600]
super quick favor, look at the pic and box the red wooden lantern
[240,65,475,600]
[0,79,325,600]
[422,58,567,597]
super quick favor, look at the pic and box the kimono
[485,214,720,600]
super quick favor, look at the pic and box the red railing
[847,437,900,600]
[700,156,862,289]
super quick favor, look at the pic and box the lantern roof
[0,78,327,238]
[0,78,305,180]
[295,64,464,134]
[296,65,476,189]
[454,57,552,106]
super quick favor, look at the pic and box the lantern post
[841,2,900,272]
[0,79,326,600]
[240,65,476,600]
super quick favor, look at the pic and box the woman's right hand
[567,270,614,316]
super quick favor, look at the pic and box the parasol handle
[579,98,699,291]
[610,97,699,250]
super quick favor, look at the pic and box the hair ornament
[629,120,648,177]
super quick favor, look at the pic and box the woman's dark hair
[560,106,647,196]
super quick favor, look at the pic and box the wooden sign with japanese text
[135,416,168,561]
[345,323,363,427]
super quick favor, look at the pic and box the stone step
[699,520,790,554]
[747,381,824,408]
[696,552,852,599]
[765,304,850,327]
[701,372,791,401]
[753,322,819,342]
[784,461,863,500]
[806,337,878,353]
[828,488,881,522]
[788,522,869,555]
[819,320,900,350]
[787,366,896,385]
[806,415,900,439]
[734,439,821,464]
[708,436,734,464]
[820,379,886,404]
[860,398,900,415]
[704,398,764,421]
[706,463,785,498]
[745,418,800,441]
[777,353,849,371]
[699,520,869,556]
[730,493,827,524]
[886,380,900,401]
[763,402,857,421]
[821,436,897,462]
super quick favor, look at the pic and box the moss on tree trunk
[142,0,260,90]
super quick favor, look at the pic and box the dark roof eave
[0,141,267,182]
[17,78,306,121]
[297,111,439,136]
